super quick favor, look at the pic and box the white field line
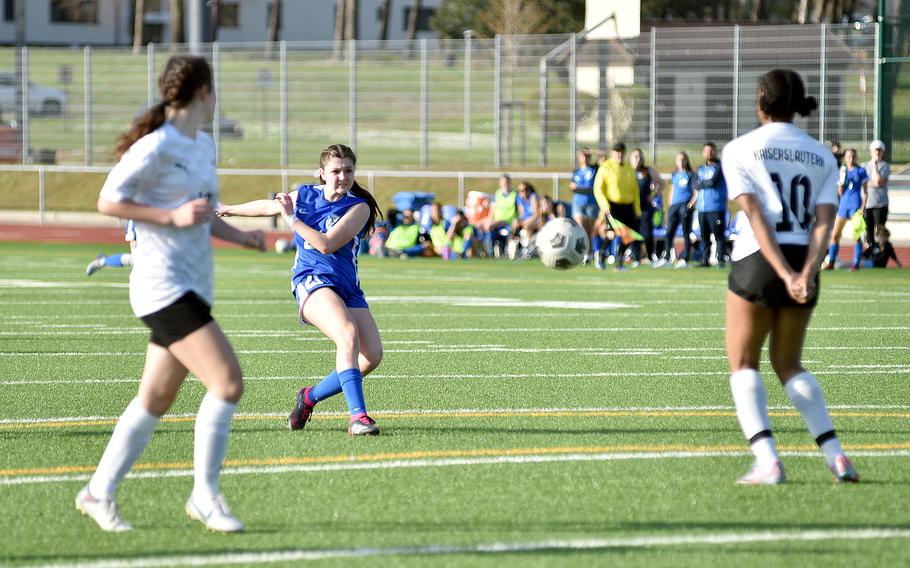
[3,449,909,488]
[21,528,910,568]
[2,403,908,425]
[2,367,909,386]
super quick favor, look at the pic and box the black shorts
[608,201,638,228]
[139,292,213,347]
[728,245,820,309]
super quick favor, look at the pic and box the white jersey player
[721,69,859,485]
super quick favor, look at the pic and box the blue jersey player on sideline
[217,144,384,435]
[85,219,137,275]
[823,148,868,270]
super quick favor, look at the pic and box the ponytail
[114,102,167,158]
[350,181,382,237]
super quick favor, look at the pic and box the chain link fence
[0,23,880,172]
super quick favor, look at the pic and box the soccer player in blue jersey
[655,152,696,268]
[85,220,137,276]
[824,148,868,271]
[570,149,598,263]
[217,144,384,435]
[694,142,728,267]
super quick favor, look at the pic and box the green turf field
[0,242,908,567]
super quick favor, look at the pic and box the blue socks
[106,253,127,267]
[592,235,603,253]
[338,368,366,416]
[308,370,341,404]
[852,242,862,268]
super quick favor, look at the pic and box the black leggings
[863,206,888,245]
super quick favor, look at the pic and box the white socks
[88,398,160,500]
[192,393,237,506]
[730,369,778,465]
[784,371,843,465]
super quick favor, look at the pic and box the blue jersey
[290,184,365,289]
[840,166,868,211]
[572,166,596,194]
[516,193,535,221]
[695,161,727,212]
[636,170,654,212]
[670,171,694,205]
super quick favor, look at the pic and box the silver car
[0,72,67,115]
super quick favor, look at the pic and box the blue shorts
[292,273,368,323]
[572,192,599,219]
[837,196,862,219]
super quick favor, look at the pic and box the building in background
[0,0,441,46]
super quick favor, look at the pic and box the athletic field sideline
[0,241,908,567]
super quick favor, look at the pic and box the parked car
[0,72,67,116]
[202,113,244,139]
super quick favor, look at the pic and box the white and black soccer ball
[537,218,589,269]
[274,237,291,253]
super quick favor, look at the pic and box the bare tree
[750,0,767,21]
[170,0,184,44]
[406,0,421,46]
[209,0,220,42]
[132,0,145,54]
[267,0,281,43]
[798,0,811,22]
[344,0,359,40]
[479,0,548,36]
[377,0,392,42]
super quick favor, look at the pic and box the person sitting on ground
[862,226,902,268]
[509,181,544,259]
[444,210,480,259]
[384,209,425,257]
[425,202,451,257]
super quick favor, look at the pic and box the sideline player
[824,148,868,270]
[721,68,859,485]
[76,55,266,533]
[217,144,384,436]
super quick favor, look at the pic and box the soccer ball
[274,237,291,253]
[537,218,589,269]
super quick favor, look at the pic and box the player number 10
[769,173,812,232]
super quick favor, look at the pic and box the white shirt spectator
[722,122,839,261]
[864,159,890,208]
[99,123,219,317]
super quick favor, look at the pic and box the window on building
[220,2,239,28]
[402,7,436,32]
[3,0,14,22]
[50,0,98,24]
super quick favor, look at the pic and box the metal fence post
[874,21,881,140]
[552,173,559,202]
[38,167,46,225]
[458,172,465,207]
[649,28,657,164]
[84,46,92,165]
[20,46,28,165]
[494,35,501,169]
[539,58,548,165]
[280,40,288,168]
[421,38,428,167]
[147,43,155,107]
[819,24,827,142]
[349,39,357,151]
[464,33,472,148]
[212,42,221,162]
[733,26,740,139]
[569,33,577,165]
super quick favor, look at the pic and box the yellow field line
[2,442,909,478]
[2,409,908,431]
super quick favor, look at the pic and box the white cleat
[85,253,106,276]
[75,485,132,532]
[186,494,245,533]
[737,460,786,485]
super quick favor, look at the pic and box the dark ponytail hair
[318,144,382,236]
[757,69,818,122]
[115,55,213,158]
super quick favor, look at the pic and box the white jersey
[722,122,839,261]
[99,123,219,317]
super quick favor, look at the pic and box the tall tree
[431,0,584,39]
[480,0,548,36]
[797,0,811,22]
[407,0,422,44]
[132,0,145,54]
[378,0,392,41]
[267,0,282,43]
[208,0,219,42]
[344,0,359,40]
[170,0,184,44]
[751,0,767,21]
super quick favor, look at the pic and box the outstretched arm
[216,191,298,218]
